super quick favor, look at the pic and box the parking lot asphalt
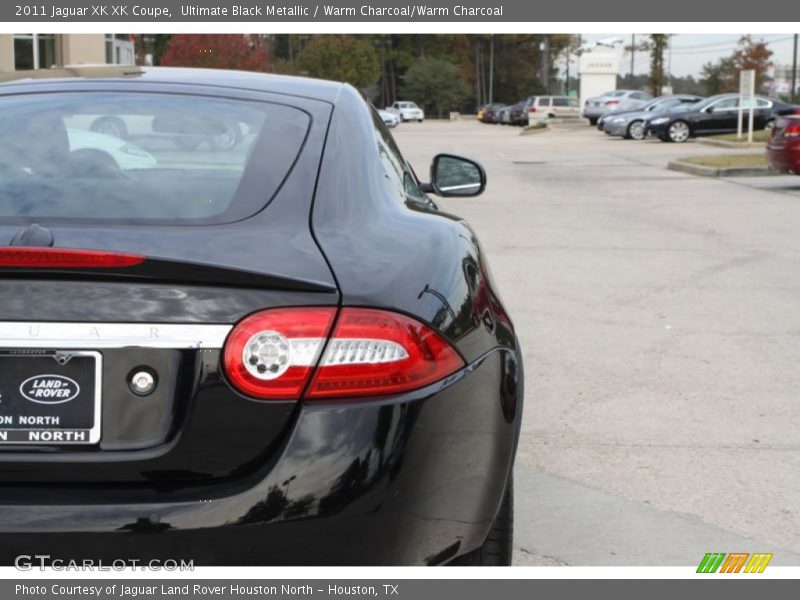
[394,120,800,566]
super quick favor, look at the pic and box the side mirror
[425,153,486,197]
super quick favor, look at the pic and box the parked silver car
[601,95,704,140]
[582,90,652,125]
[378,109,401,128]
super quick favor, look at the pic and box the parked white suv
[386,101,425,122]
[526,96,581,124]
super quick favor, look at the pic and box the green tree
[700,57,736,95]
[646,34,669,96]
[402,57,471,117]
[296,35,380,90]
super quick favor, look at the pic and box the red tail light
[605,99,619,107]
[528,106,537,112]
[0,248,144,268]
[222,307,464,401]
[307,308,465,399]
[783,122,800,138]
[222,307,337,400]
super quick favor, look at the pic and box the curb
[697,138,761,149]
[520,125,550,136]
[667,160,774,178]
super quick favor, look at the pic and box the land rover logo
[19,375,80,404]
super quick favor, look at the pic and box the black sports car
[644,93,800,142]
[0,67,522,566]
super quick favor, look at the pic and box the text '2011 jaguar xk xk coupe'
[0,66,522,566]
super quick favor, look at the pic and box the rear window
[0,91,310,224]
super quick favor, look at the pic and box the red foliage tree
[160,34,268,72]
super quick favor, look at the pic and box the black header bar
[3,0,797,22]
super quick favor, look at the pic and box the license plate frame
[0,350,102,446]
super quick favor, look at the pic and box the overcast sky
[577,34,797,78]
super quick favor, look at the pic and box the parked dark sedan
[645,93,800,143]
[766,115,800,174]
[507,99,530,126]
[600,94,703,139]
[480,102,507,123]
[0,67,522,566]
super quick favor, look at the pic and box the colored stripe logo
[697,553,773,573]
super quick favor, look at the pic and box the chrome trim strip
[0,322,232,349]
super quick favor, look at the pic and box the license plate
[0,351,101,445]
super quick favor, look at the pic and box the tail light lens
[783,123,800,138]
[528,106,537,112]
[0,248,144,268]
[223,307,337,400]
[307,308,464,399]
[223,307,464,401]
[605,99,619,107]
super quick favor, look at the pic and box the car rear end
[583,93,623,121]
[0,73,521,566]
[0,77,339,559]
[766,115,800,174]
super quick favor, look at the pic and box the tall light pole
[630,34,635,81]
[792,33,798,105]
[489,35,495,104]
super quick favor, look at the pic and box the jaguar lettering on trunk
[19,375,80,404]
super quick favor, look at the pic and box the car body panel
[387,101,425,122]
[582,89,653,120]
[378,109,400,128]
[766,115,800,174]
[645,93,800,141]
[0,344,522,565]
[601,95,704,137]
[0,68,521,565]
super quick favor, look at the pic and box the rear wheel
[667,120,691,143]
[450,474,513,566]
[627,120,646,140]
[588,117,598,126]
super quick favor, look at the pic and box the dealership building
[0,34,134,72]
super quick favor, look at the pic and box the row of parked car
[586,90,800,144]
[586,89,800,175]
[378,101,426,128]
[478,95,581,126]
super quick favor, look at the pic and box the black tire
[90,116,128,140]
[450,475,513,566]
[588,117,598,126]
